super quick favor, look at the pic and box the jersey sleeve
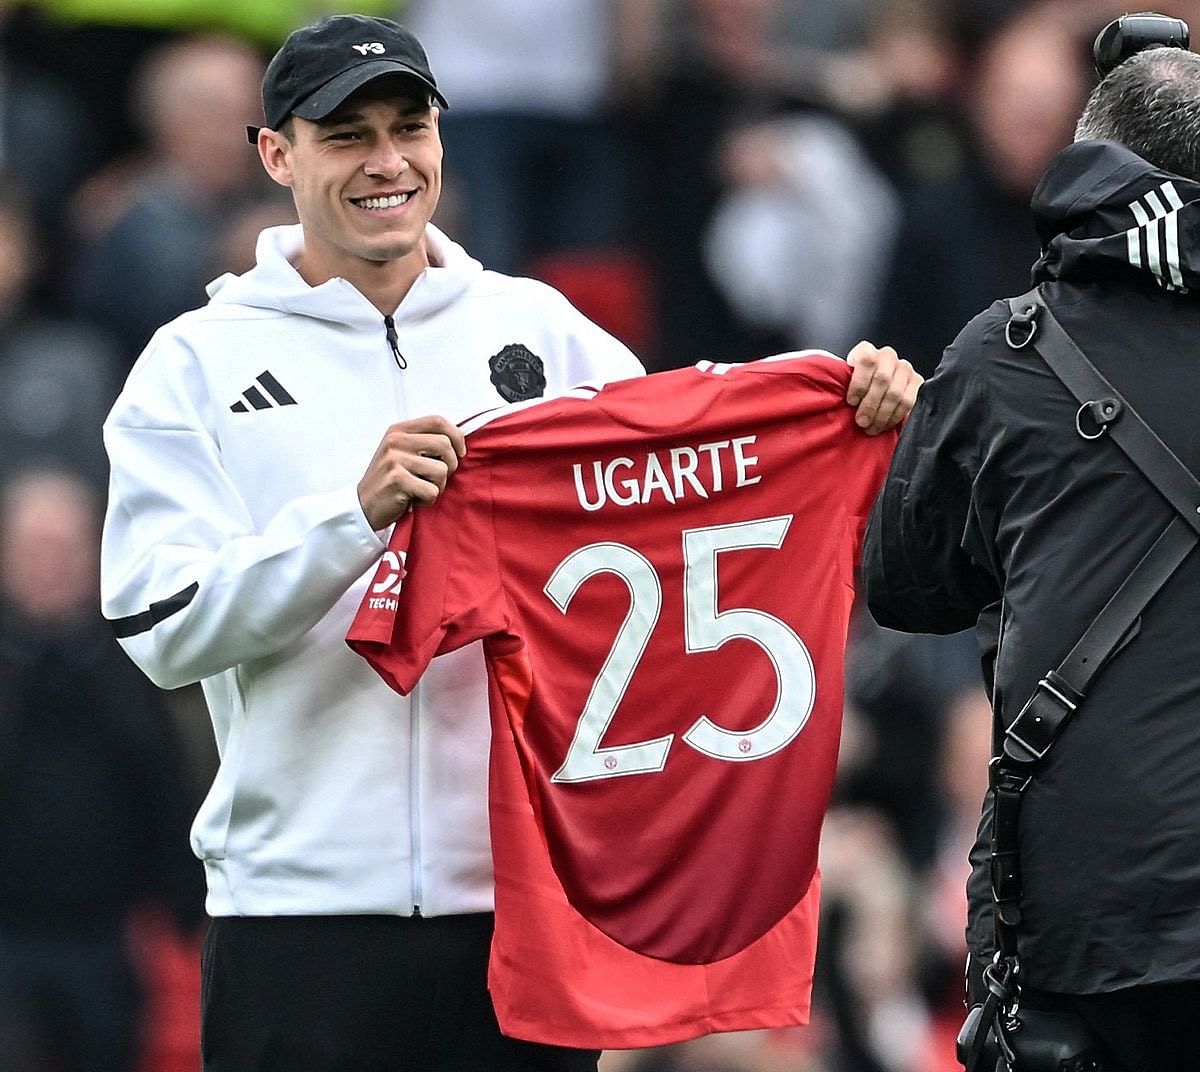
[800,354,901,563]
[847,426,901,570]
[346,466,510,694]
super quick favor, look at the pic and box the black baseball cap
[247,14,448,143]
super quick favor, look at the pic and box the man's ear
[257,128,295,188]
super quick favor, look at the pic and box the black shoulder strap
[1000,289,1200,764]
[981,289,1200,1008]
[1007,290,1200,540]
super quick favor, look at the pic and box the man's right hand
[357,415,467,530]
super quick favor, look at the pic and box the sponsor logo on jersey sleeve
[366,550,407,612]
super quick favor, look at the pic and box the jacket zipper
[386,310,417,914]
[384,315,407,369]
[409,680,423,916]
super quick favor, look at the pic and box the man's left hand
[845,341,921,435]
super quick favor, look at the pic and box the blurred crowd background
[1,0,1192,1069]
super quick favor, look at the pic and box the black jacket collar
[1031,139,1200,293]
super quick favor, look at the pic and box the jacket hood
[204,223,483,327]
[1031,139,1200,293]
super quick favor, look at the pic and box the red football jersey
[348,353,897,1048]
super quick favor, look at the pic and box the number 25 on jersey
[545,515,816,784]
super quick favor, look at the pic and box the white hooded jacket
[100,224,643,918]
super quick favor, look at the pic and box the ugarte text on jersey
[572,436,762,511]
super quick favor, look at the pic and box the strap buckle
[1076,397,1123,440]
[1003,673,1080,764]
[983,953,1020,1011]
[1005,302,1039,349]
[989,756,1031,793]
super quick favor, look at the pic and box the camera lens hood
[1093,12,1190,77]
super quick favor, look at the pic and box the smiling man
[252,40,447,315]
[98,13,917,1072]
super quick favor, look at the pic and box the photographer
[862,21,1200,1072]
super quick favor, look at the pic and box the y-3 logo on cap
[352,42,386,55]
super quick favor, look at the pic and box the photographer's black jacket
[864,140,1200,993]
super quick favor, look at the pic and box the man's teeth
[357,193,413,209]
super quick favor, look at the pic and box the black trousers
[967,954,1200,1072]
[201,913,600,1072]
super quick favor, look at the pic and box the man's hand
[358,415,467,530]
[845,341,921,435]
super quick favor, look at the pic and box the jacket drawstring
[384,315,407,370]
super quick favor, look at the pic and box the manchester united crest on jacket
[489,343,546,402]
